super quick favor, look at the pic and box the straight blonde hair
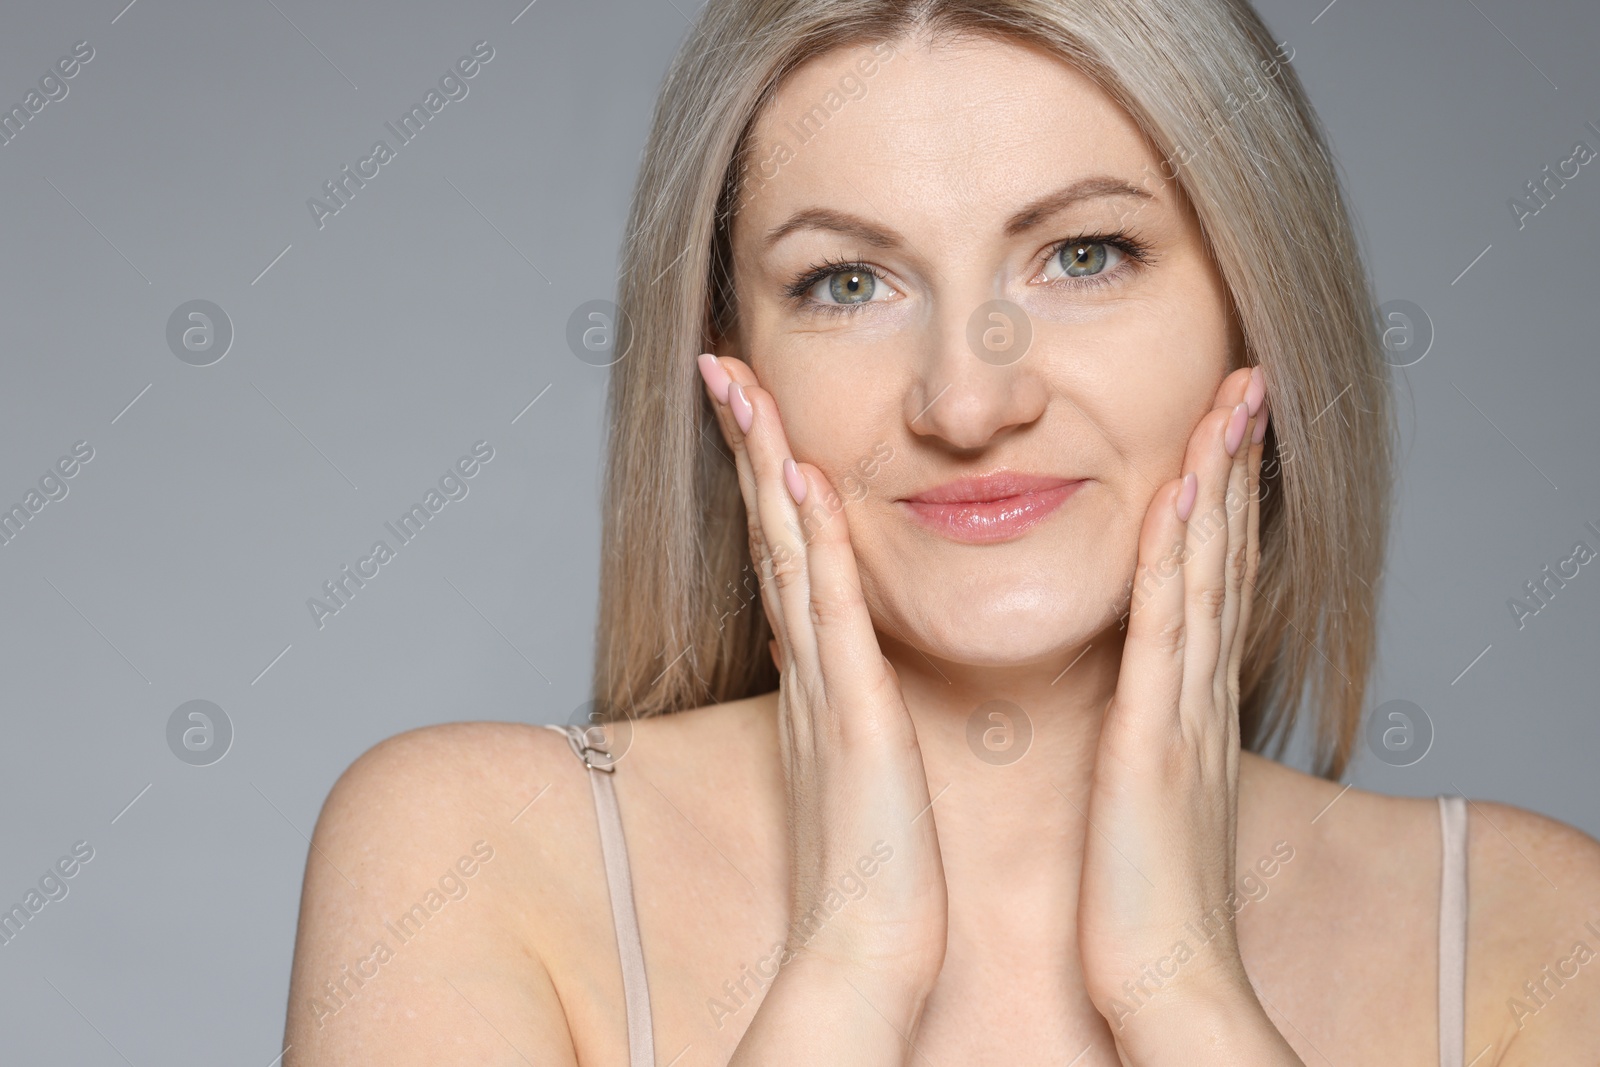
[590,0,1394,780]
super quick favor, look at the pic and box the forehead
[736,33,1162,231]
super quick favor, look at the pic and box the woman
[282,0,1600,1063]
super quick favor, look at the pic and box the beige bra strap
[545,723,655,1067]
[1437,794,1468,1067]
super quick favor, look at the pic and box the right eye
[785,259,900,316]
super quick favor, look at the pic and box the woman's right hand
[696,352,948,1053]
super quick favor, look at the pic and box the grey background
[0,0,1594,1062]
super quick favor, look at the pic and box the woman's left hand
[1076,365,1301,1064]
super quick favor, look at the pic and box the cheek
[1049,306,1228,484]
[767,366,893,493]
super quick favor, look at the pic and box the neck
[877,626,1126,957]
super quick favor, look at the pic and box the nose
[905,299,1049,452]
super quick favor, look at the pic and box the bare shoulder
[283,721,593,1066]
[310,719,589,850]
[1457,798,1600,1065]
[1237,750,1444,878]
[1239,755,1600,1062]
[1237,754,1452,939]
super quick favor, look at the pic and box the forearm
[728,955,926,1066]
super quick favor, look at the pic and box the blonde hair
[590,0,1394,780]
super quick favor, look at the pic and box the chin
[876,570,1122,668]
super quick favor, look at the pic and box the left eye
[1043,240,1126,281]
[821,269,876,305]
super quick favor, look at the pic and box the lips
[898,473,1085,544]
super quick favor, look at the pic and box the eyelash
[782,228,1157,317]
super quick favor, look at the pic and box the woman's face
[719,32,1241,668]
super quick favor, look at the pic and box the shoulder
[304,719,615,930]
[281,705,779,1062]
[1237,751,1443,868]
[1458,798,1600,1064]
[308,719,604,894]
[283,721,596,1063]
[1237,755,1453,943]
[1242,756,1600,1062]
[315,719,582,834]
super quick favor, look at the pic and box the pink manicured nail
[730,381,753,433]
[696,352,731,403]
[1245,366,1265,417]
[1252,404,1269,445]
[1176,471,1198,521]
[1225,402,1248,456]
[783,458,807,504]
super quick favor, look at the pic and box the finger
[1215,409,1251,704]
[1178,398,1248,731]
[697,353,798,674]
[1228,390,1268,701]
[726,373,823,681]
[1108,475,1191,741]
[1228,394,1266,807]
[1215,367,1263,701]
[786,460,902,740]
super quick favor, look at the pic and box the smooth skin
[282,30,1600,1066]
[702,346,1293,1065]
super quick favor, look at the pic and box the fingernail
[1225,402,1248,456]
[783,458,807,504]
[1252,403,1269,445]
[731,381,753,433]
[1245,366,1265,417]
[696,352,731,403]
[1176,471,1198,522]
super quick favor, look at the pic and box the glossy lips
[898,473,1085,544]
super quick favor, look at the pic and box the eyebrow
[761,175,1156,250]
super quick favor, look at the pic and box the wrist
[731,952,932,1065]
[1101,970,1303,1066]
[774,948,933,1027]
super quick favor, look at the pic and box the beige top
[547,724,1471,1066]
